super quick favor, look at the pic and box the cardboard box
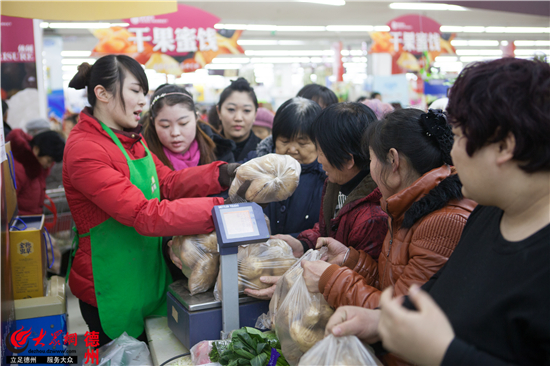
[9,215,47,300]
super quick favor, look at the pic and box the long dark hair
[142,84,216,169]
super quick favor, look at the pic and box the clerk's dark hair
[297,84,338,109]
[311,102,376,170]
[272,97,321,144]
[365,108,453,188]
[447,58,550,172]
[30,130,65,162]
[68,54,149,112]
[217,77,258,110]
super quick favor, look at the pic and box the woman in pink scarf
[142,84,217,170]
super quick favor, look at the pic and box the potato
[229,154,301,203]
[239,256,265,280]
[289,322,325,353]
[188,253,219,295]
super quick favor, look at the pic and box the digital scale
[167,202,271,349]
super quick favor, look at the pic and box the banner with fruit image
[369,14,456,74]
[91,4,244,75]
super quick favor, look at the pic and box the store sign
[1,16,36,63]
[370,14,456,74]
[91,4,244,74]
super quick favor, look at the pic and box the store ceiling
[52,0,550,53]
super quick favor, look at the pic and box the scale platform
[167,280,269,349]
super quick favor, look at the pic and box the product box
[9,215,48,300]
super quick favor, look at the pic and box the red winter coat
[64,108,227,306]
[7,129,51,215]
[297,174,387,259]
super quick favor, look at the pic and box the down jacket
[7,129,51,215]
[297,172,388,259]
[64,108,227,306]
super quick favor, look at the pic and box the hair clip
[150,92,193,109]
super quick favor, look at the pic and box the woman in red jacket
[64,55,237,346]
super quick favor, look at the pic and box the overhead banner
[369,14,456,74]
[1,15,35,63]
[91,4,244,75]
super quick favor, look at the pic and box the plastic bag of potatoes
[298,334,382,366]
[213,239,297,301]
[170,231,219,296]
[229,154,301,204]
[273,259,334,366]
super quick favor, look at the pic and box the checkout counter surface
[145,317,192,366]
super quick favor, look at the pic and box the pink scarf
[162,139,201,170]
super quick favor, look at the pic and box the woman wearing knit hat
[251,107,274,140]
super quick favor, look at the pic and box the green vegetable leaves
[208,327,289,366]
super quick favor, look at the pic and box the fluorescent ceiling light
[460,56,499,63]
[247,25,279,31]
[62,65,78,71]
[515,40,550,46]
[486,27,550,33]
[514,49,550,55]
[238,40,278,46]
[326,25,374,32]
[440,26,485,33]
[215,24,247,30]
[451,40,499,47]
[61,51,92,57]
[455,49,502,56]
[374,25,391,32]
[390,2,468,11]
[205,64,242,70]
[276,26,326,31]
[245,50,333,56]
[278,40,306,45]
[435,56,459,62]
[212,57,251,64]
[341,50,365,56]
[45,22,129,29]
[297,0,345,6]
[250,57,313,64]
[61,58,96,65]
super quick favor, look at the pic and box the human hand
[325,306,381,344]
[302,260,331,293]
[316,237,348,265]
[271,234,304,258]
[167,240,183,270]
[244,276,280,300]
[378,285,454,366]
[218,163,241,187]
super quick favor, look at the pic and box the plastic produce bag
[90,332,152,366]
[214,239,297,301]
[171,231,219,296]
[190,340,225,366]
[273,264,334,366]
[229,154,301,203]
[298,334,382,366]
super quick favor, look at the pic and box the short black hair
[217,77,258,110]
[297,84,338,109]
[365,108,453,187]
[272,97,321,143]
[310,102,376,170]
[371,92,381,99]
[30,130,65,162]
[447,58,550,173]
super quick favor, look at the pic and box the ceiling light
[374,26,391,32]
[61,51,92,57]
[455,49,503,56]
[250,57,312,64]
[205,64,242,70]
[276,26,326,32]
[451,40,499,47]
[296,0,346,6]
[440,26,485,33]
[434,56,459,62]
[212,57,250,64]
[487,27,550,33]
[238,40,278,46]
[389,3,468,11]
[326,25,374,32]
[515,40,550,46]
[460,56,499,63]
[214,24,247,30]
[247,25,278,31]
[245,50,333,56]
[514,49,550,55]
[61,58,96,65]
[62,65,78,71]
[46,22,129,29]
[501,41,509,47]
[278,40,306,45]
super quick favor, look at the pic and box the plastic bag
[91,332,152,366]
[171,231,219,296]
[214,239,297,301]
[190,340,224,366]
[298,334,382,366]
[229,154,301,204]
[273,263,334,366]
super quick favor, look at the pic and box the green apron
[70,122,171,340]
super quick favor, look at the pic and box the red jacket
[7,129,51,215]
[297,174,387,259]
[64,108,226,306]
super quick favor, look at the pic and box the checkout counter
[147,203,271,365]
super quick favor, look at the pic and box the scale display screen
[221,206,259,239]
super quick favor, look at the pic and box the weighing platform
[167,202,271,349]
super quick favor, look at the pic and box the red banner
[1,16,36,63]
[91,4,244,74]
[369,14,456,74]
